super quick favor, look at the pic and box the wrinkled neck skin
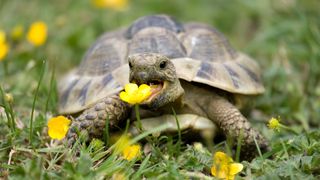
[135,79,230,120]
[142,79,184,111]
[136,79,184,119]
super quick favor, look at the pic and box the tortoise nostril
[137,72,148,81]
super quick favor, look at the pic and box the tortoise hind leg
[207,95,269,160]
[67,95,131,145]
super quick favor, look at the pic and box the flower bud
[4,93,13,104]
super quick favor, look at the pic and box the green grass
[1,0,320,179]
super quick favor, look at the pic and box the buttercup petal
[226,175,235,180]
[214,151,233,164]
[211,151,243,180]
[27,21,47,46]
[47,116,71,140]
[229,163,244,175]
[0,31,5,43]
[0,42,9,61]
[124,83,138,95]
[211,165,227,178]
[130,96,139,104]
[119,91,131,103]
[139,84,152,100]
[114,135,131,154]
[123,144,141,160]
[138,84,151,94]
[120,83,152,104]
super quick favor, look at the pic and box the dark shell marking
[78,41,122,75]
[237,63,260,83]
[78,81,91,105]
[60,78,79,107]
[182,23,237,61]
[223,64,240,88]
[126,15,184,38]
[102,74,113,87]
[128,28,186,58]
[196,62,215,79]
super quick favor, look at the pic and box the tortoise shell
[58,15,264,114]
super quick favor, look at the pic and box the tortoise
[59,14,269,159]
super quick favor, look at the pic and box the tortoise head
[128,53,184,110]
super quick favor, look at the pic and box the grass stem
[45,66,55,115]
[134,104,143,132]
[235,129,243,162]
[29,60,46,146]
[171,107,181,154]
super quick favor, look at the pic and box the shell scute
[126,15,184,38]
[128,27,186,58]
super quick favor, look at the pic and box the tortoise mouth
[131,80,167,103]
[145,81,167,103]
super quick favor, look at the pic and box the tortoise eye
[129,62,133,68]
[159,61,167,69]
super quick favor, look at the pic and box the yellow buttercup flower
[11,25,24,41]
[113,134,141,161]
[267,117,280,132]
[119,83,152,104]
[27,21,48,46]
[113,134,131,154]
[0,42,9,61]
[0,31,6,43]
[0,30,9,61]
[122,144,141,160]
[211,151,243,180]
[91,0,128,10]
[112,172,127,180]
[47,116,71,140]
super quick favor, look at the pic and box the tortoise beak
[142,81,168,103]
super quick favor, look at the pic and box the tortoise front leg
[67,95,131,145]
[207,95,269,160]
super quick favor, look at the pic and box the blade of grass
[134,104,143,132]
[280,140,289,159]
[45,65,55,115]
[171,107,181,155]
[29,59,46,146]
[124,118,130,134]
[7,101,16,132]
[235,129,243,162]
[131,124,168,144]
[104,113,110,146]
[131,154,151,180]
[253,135,263,160]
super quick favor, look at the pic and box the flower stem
[171,107,181,154]
[44,65,55,115]
[135,104,143,132]
[279,124,299,135]
[29,60,46,146]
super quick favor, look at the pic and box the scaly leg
[207,95,269,160]
[67,95,131,145]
